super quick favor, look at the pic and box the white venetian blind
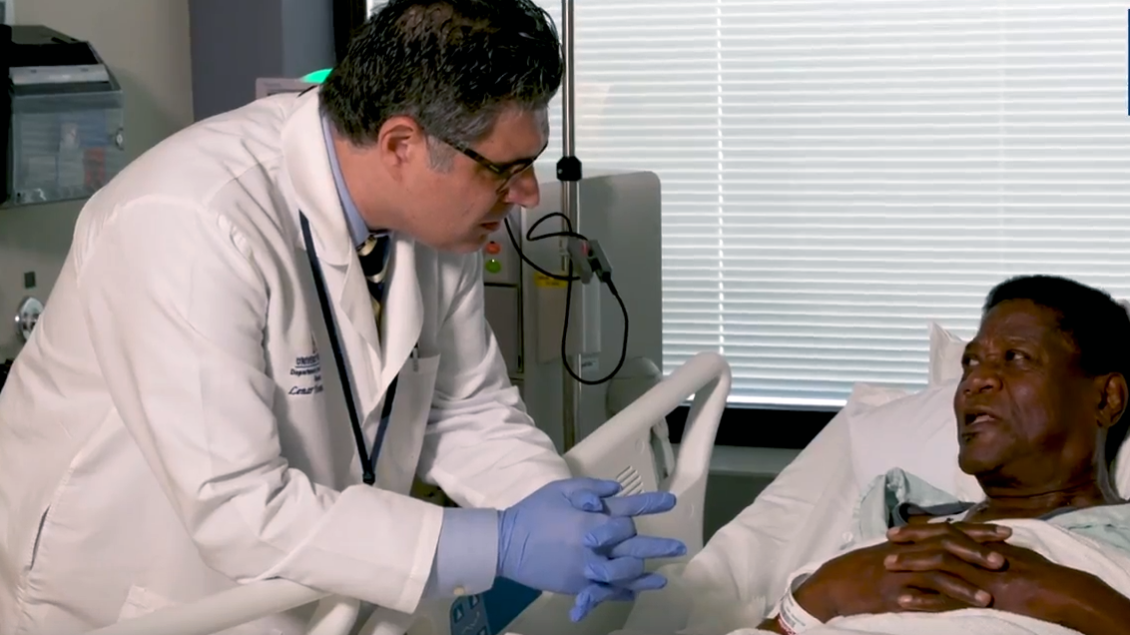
[369,0,1130,407]
[532,0,1130,408]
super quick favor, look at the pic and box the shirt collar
[321,116,388,248]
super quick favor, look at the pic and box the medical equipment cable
[503,213,630,385]
[503,214,579,282]
[520,215,630,384]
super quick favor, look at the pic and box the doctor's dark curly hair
[320,0,561,165]
[984,274,1130,469]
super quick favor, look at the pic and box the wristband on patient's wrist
[776,574,824,634]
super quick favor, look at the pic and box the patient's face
[954,299,1099,488]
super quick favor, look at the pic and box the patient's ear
[1096,373,1128,429]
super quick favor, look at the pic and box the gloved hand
[497,478,687,622]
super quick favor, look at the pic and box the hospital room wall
[0,0,195,359]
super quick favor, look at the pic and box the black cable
[502,212,630,386]
[528,211,574,238]
[530,230,589,242]
[561,259,631,385]
[504,217,578,282]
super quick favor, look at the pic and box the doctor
[0,0,686,633]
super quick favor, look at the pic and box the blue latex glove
[497,478,687,622]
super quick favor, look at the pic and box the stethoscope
[300,212,404,486]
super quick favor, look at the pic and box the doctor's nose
[504,166,540,209]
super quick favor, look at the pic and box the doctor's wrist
[426,507,501,599]
[495,507,510,578]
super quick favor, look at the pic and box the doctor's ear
[377,116,427,174]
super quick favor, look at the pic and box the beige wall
[0,0,194,358]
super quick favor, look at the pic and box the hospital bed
[82,351,733,635]
[84,316,1130,635]
[614,318,1130,635]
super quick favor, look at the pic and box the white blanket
[617,517,1130,635]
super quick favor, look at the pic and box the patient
[757,274,1130,635]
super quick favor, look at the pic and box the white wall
[0,0,194,359]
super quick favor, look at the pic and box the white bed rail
[82,352,732,635]
[472,352,731,635]
[566,350,730,556]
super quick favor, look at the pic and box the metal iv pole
[558,0,583,451]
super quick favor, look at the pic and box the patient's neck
[968,473,1122,523]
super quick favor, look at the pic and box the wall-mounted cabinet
[4,26,124,208]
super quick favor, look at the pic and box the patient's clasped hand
[748,275,1130,635]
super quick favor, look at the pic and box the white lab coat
[0,90,570,635]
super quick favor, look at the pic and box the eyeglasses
[435,135,540,194]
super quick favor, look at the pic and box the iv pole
[558,0,583,451]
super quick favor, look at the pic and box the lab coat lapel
[307,255,387,421]
[281,90,351,268]
[335,260,385,371]
[281,89,384,413]
[380,236,423,390]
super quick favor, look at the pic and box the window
[533,1,1130,407]
[365,1,1130,408]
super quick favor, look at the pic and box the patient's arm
[1039,567,1130,635]
[892,540,1130,635]
[752,523,1009,631]
[754,566,1130,635]
[755,616,787,633]
[756,532,1130,635]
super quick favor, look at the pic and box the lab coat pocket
[375,354,440,494]
[116,585,284,635]
[26,506,49,572]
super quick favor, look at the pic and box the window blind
[371,0,1130,407]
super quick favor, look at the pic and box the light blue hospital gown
[839,468,1130,555]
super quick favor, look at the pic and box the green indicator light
[302,68,333,84]
[485,259,502,274]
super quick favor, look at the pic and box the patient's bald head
[955,275,1130,500]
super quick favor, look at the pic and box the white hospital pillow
[928,321,967,387]
[847,382,910,411]
[925,317,1130,499]
[846,378,984,502]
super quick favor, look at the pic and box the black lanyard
[300,213,398,486]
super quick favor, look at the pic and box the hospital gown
[845,467,1130,553]
[748,468,1130,635]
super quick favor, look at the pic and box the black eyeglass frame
[428,130,543,193]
